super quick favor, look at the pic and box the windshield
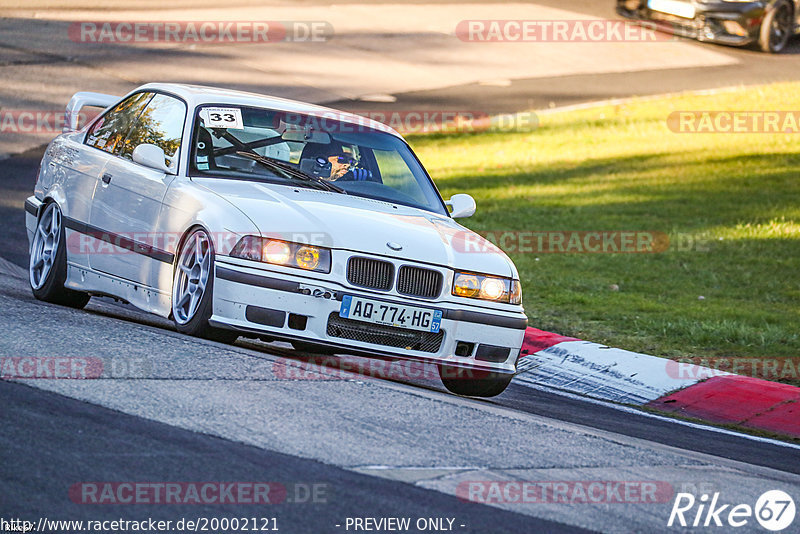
[189,105,448,215]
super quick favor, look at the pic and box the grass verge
[408,83,800,385]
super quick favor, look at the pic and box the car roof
[135,83,403,139]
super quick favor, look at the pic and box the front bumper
[617,1,767,46]
[210,257,527,374]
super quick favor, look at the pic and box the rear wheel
[438,364,513,397]
[29,202,90,308]
[759,0,793,53]
[172,228,238,343]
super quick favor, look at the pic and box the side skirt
[65,262,171,318]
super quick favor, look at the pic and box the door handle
[101,173,112,184]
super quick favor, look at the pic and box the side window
[117,94,187,169]
[85,93,154,154]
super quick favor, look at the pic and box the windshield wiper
[235,151,346,194]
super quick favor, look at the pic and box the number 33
[209,113,235,122]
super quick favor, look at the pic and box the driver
[324,150,359,181]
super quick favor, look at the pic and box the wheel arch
[38,188,69,222]
[38,194,60,214]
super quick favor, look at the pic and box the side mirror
[132,144,170,173]
[446,193,476,218]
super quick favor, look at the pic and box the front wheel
[759,0,794,53]
[438,364,513,397]
[29,202,90,308]
[171,228,238,344]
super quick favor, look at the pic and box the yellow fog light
[453,274,480,298]
[480,277,505,301]
[722,20,747,37]
[295,246,321,270]
[263,240,291,265]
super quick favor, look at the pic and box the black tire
[759,0,793,53]
[438,364,513,397]
[29,202,90,309]
[171,228,239,344]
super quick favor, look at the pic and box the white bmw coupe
[25,83,527,396]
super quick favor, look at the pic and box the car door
[59,91,152,268]
[88,93,187,286]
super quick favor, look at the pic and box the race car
[24,83,527,397]
[617,0,800,52]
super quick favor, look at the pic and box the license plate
[647,0,695,19]
[339,295,442,333]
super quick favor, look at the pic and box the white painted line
[512,378,800,451]
[536,84,750,116]
[358,465,484,471]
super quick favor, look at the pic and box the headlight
[452,273,480,298]
[264,240,291,264]
[295,246,321,270]
[480,277,506,300]
[230,236,331,273]
[452,272,522,304]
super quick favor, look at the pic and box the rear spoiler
[63,92,120,133]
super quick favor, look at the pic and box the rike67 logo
[668,490,796,531]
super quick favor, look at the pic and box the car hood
[194,179,516,278]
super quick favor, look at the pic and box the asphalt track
[2,380,577,533]
[1,149,799,533]
[328,1,800,115]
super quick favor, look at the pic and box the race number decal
[200,107,244,129]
